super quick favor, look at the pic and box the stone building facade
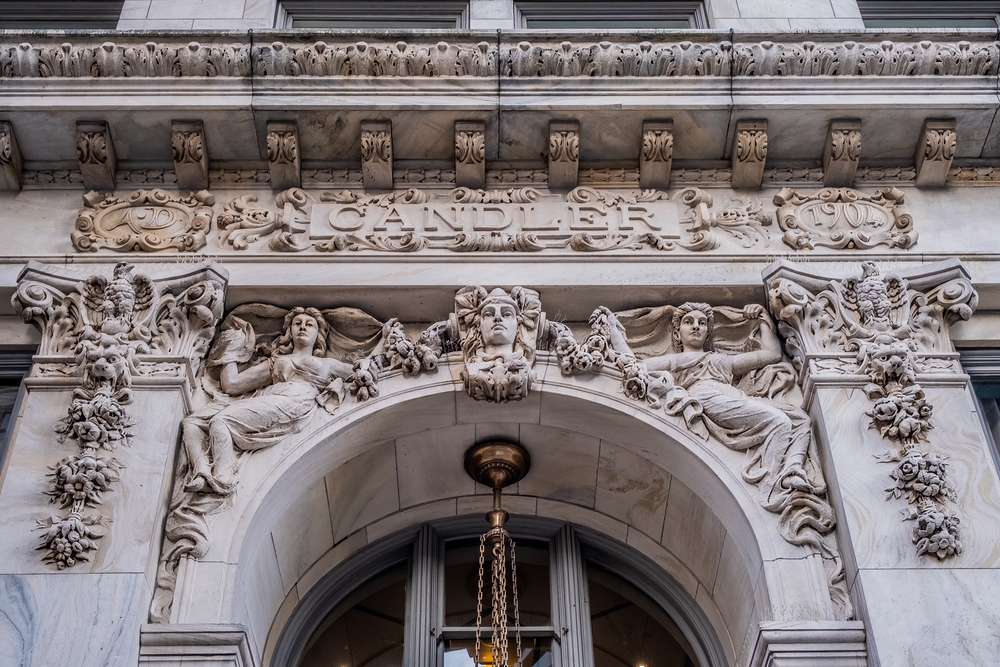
[1,1,1000,666]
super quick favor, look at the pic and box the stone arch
[165,362,839,667]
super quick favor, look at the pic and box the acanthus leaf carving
[73,188,214,253]
[548,130,579,163]
[266,130,298,164]
[360,130,392,163]
[642,129,673,163]
[830,129,861,162]
[455,130,485,165]
[171,131,204,164]
[76,131,109,165]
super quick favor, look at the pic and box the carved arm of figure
[729,304,783,378]
[218,358,272,396]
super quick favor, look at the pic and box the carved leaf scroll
[774,186,916,250]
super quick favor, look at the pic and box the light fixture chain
[475,533,486,667]
[509,534,522,667]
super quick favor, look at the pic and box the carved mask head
[479,289,519,350]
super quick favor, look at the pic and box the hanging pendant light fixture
[464,441,531,667]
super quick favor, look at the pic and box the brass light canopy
[464,441,530,489]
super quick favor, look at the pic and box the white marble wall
[813,384,1000,667]
[708,0,864,29]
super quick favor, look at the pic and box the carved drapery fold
[11,261,227,569]
[765,259,977,560]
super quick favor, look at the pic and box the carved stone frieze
[3,37,995,78]
[221,186,772,254]
[773,186,915,251]
[765,260,976,560]
[73,188,215,252]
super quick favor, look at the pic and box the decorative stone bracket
[765,259,977,560]
[12,260,228,569]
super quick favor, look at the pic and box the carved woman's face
[290,313,320,351]
[480,302,518,348]
[679,310,709,351]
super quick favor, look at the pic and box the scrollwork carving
[774,186,915,250]
[76,132,108,165]
[73,188,214,253]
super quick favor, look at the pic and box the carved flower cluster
[55,386,134,449]
[868,387,933,444]
[887,449,953,503]
[37,515,106,569]
[48,455,119,508]
[911,504,962,560]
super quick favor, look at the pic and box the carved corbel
[266,121,300,190]
[914,119,956,188]
[0,121,24,191]
[76,121,117,192]
[639,120,673,190]
[765,259,977,560]
[823,120,861,188]
[548,120,579,191]
[172,120,209,191]
[455,120,486,189]
[361,120,393,191]
[732,120,767,189]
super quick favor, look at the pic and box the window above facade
[859,1,1000,28]
[0,0,125,29]
[516,1,707,29]
[278,1,471,29]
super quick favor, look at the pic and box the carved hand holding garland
[12,262,225,569]
[766,260,977,560]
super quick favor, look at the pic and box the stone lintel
[732,120,767,189]
[548,120,580,191]
[454,120,486,189]
[822,119,861,188]
[639,119,673,190]
[915,118,956,188]
[76,120,116,192]
[361,120,393,191]
[266,121,300,191]
[0,120,23,191]
[171,120,209,191]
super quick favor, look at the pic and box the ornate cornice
[1,33,996,79]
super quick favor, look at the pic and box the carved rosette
[73,188,215,253]
[766,260,977,560]
[12,261,226,569]
[774,186,915,250]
